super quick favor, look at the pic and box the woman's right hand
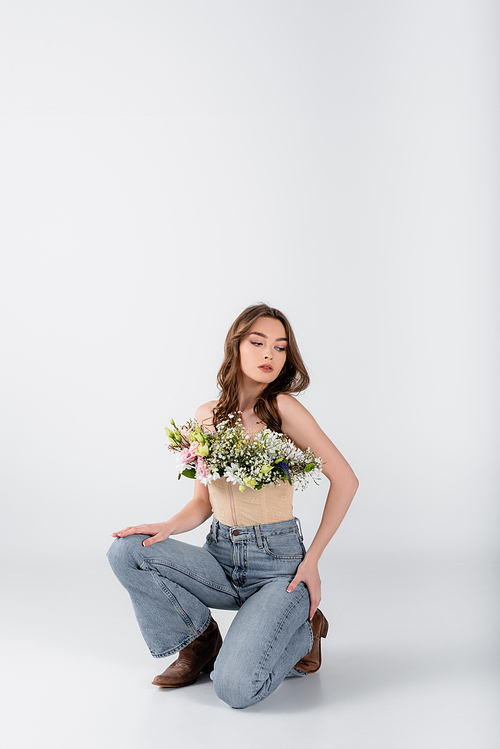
[111,522,170,547]
[111,487,213,547]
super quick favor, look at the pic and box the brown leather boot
[294,609,329,674]
[152,617,223,688]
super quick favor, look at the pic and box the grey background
[0,1,498,747]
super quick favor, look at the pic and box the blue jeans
[107,517,314,708]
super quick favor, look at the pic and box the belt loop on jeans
[254,524,263,548]
[295,517,304,542]
[213,519,219,542]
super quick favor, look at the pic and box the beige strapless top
[207,477,294,527]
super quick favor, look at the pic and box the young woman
[107,304,358,709]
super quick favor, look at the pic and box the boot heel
[320,612,329,638]
[201,655,217,674]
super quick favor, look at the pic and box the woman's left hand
[287,557,321,620]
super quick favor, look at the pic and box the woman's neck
[237,381,267,431]
[237,382,265,415]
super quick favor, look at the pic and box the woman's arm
[111,480,213,547]
[277,394,359,619]
[111,403,217,546]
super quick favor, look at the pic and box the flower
[165,414,322,491]
[181,444,199,464]
[196,457,210,478]
[277,460,290,479]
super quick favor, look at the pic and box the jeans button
[232,530,240,536]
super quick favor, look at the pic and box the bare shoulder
[276,393,310,419]
[195,400,218,429]
[276,394,318,436]
[276,394,358,488]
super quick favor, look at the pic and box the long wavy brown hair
[212,304,310,433]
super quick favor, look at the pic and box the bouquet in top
[165,413,322,492]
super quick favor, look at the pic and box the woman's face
[238,316,288,388]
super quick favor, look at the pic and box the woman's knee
[106,534,147,577]
[211,661,258,709]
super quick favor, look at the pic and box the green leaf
[305,463,314,472]
[181,468,196,479]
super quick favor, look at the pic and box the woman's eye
[250,340,263,346]
[276,347,286,352]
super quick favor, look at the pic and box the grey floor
[2,555,499,749]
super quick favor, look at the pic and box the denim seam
[251,585,311,702]
[231,540,247,587]
[262,537,304,560]
[148,612,213,658]
[215,523,298,540]
[145,559,237,598]
[141,561,199,633]
[262,528,299,538]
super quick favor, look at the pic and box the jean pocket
[262,532,305,560]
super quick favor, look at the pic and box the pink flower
[196,457,210,478]
[181,442,199,465]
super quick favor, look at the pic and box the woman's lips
[258,365,274,372]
